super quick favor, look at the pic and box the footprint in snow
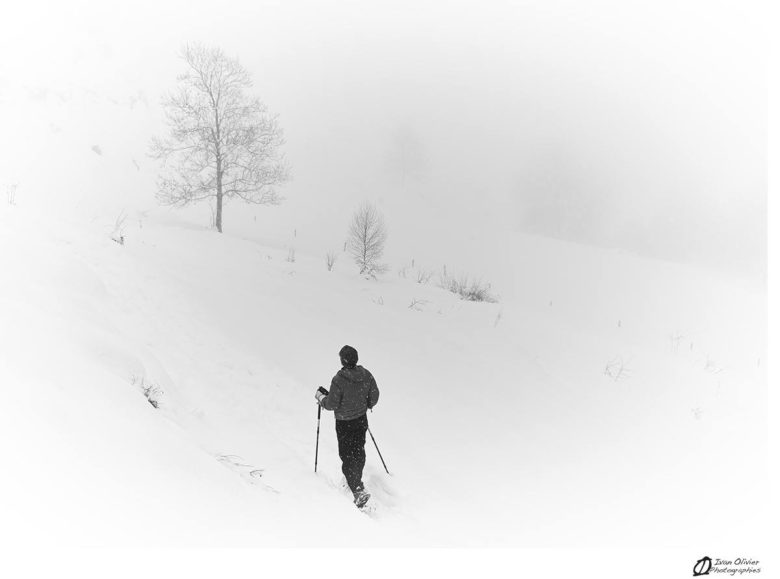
[216,454,278,493]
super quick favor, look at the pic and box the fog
[3,0,766,277]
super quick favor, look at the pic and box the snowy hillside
[0,198,766,548]
[0,3,768,561]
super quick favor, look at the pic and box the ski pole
[367,426,390,474]
[315,404,322,473]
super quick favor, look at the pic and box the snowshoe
[353,489,370,509]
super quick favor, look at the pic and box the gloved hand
[315,386,329,404]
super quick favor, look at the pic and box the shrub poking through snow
[111,211,127,245]
[286,248,296,263]
[416,268,433,284]
[604,357,630,382]
[132,375,163,408]
[326,251,337,271]
[5,183,18,205]
[438,268,498,303]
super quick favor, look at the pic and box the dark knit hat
[339,345,359,368]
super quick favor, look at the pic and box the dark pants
[335,414,368,493]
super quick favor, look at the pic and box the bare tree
[150,43,289,233]
[347,202,388,276]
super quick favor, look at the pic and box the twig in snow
[669,333,684,353]
[111,210,127,245]
[5,183,18,205]
[416,268,433,284]
[604,356,631,382]
[326,251,337,271]
[704,356,723,374]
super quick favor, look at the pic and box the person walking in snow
[315,345,380,508]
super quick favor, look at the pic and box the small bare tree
[150,43,289,233]
[347,202,388,276]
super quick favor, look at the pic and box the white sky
[1,0,767,276]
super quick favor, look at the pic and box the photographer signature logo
[693,557,712,576]
[692,556,761,576]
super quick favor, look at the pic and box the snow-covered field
[0,7,769,574]
[0,193,766,549]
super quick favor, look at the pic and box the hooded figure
[315,345,380,507]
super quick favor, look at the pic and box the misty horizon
[1,0,766,279]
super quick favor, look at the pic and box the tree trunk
[216,159,223,233]
[216,191,223,233]
[214,105,224,233]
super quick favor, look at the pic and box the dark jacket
[321,365,379,421]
